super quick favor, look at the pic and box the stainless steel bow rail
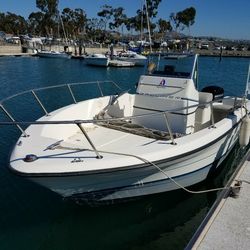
[0,80,245,159]
[0,80,123,157]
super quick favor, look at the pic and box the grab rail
[31,90,49,116]
[0,97,236,156]
[0,80,121,132]
[0,80,121,105]
[0,80,123,158]
[0,80,245,158]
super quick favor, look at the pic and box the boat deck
[187,149,250,249]
[10,123,172,174]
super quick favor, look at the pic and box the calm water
[0,56,249,250]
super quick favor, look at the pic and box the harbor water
[0,56,249,250]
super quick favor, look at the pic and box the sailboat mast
[140,0,144,42]
[56,0,68,46]
[144,0,152,53]
[59,11,68,46]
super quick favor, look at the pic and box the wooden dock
[186,148,250,249]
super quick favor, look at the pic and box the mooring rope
[59,145,237,194]
[102,150,233,194]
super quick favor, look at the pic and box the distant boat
[116,51,147,66]
[37,50,71,59]
[37,10,71,59]
[164,52,194,60]
[85,54,109,67]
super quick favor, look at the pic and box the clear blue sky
[0,0,250,40]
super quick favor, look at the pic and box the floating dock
[186,148,250,249]
[108,60,135,67]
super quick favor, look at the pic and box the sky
[0,0,250,40]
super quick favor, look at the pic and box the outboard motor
[164,65,175,75]
[201,85,224,101]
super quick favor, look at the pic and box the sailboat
[37,10,71,59]
[37,50,71,59]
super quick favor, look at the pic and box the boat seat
[195,92,213,131]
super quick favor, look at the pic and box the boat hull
[37,51,71,59]
[25,123,240,202]
[117,57,147,66]
[85,57,109,67]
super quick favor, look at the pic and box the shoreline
[0,44,250,58]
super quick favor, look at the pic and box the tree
[73,8,87,35]
[0,12,5,31]
[86,18,106,42]
[97,5,113,30]
[158,18,172,33]
[128,0,162,37]
[170,7,196,33]
[35,0,59,37]
[61,8,87,38]
[145,0,162,18]
[28,12,45,35]
[0,12,28,35]
[109,7,127,32]
[36,0,58,15]
[178,7,196,32]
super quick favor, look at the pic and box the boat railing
[0,80,122,105]
[0,80,122,117]
[0,81,243,159]
[0,80,123,143]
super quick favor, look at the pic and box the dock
[108,60,135,67]
[186,148,250,249]
[0,53,36,57]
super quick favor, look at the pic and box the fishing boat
[85,54,109,67]
[2,55,250,204]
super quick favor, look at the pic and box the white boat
[116,51,147,66]
[37,10,71,60]
[85,54,109,67]
[164,52,193,60]
[109,60,135,67]
[2,55,250,204]
[37,50,71,59]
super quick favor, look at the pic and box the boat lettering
[159,79,166,86]
[71,158,84,163]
